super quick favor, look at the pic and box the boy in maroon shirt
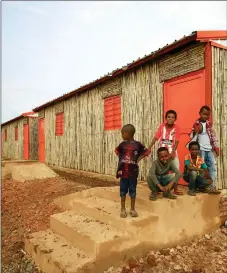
[115,124,150,218]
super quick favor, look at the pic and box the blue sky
[2,1,227,122]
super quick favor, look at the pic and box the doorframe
[204,41,212,111]
[23,123,30,160]
[38,118,45,162]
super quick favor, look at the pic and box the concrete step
[25,229,94,273]
[90,186,151,207]
[50,211,131,257]
[68,196,158,232]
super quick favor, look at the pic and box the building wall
[1,117,38,160]
[29,118,38,160]
[212,46,227,189]
[1,119,24,160]
[41,42,207,180]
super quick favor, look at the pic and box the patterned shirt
[184,154,207,174]
[115,140,150,179]
[189,119,219,152]
[155,123,180,157]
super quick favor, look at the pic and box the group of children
[115,106,221,218]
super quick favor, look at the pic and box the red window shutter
[4,130,7,141]
[15,127,18,141]
[56,113,64,136]
[104,96,122,130]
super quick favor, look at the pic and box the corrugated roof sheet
[29,30,227,111]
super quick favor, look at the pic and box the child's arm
[148,125,161,151]
[148,137,157,151]
[137,143,150,163]
[210,127,220,157]
[114,142,123,157]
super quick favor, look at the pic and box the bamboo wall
[1,119,24,160]
[212,46,227,189]
[1,117,38,160]
[41,62,163,179]
[42,43,208,181]
[159,43,205,82]
[29,118,38,160]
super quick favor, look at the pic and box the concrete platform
[25,184,221,273]
[2,161,58,181]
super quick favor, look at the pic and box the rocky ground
[2,167,227,273]
[104,228,227,273]
[1,169,118,273]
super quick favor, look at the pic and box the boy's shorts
[120,178,137,198]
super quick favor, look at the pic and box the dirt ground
[1,168,227,273]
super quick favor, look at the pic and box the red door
[23,124,29,160]
[38,118,45,162]
[164,69,206,184]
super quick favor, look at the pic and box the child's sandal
[130,210,138,217]
[120,210,127,218]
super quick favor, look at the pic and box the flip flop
[130,210,138,217]
[120,210,127,218]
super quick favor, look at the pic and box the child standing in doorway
[115,124,150,218]
[188,106,220,193]
[148,110,183,195]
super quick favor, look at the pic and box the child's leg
[120,178,129,218]
[172,157,183,195]
[205,151,217,188]
[129,178,138,217]
[187,171,197,195]
[162,174,177,199]
[147,174,161,200]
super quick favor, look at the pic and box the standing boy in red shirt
[148,110,183,195]
[115,124,150,218]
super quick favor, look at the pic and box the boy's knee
[120,190,128,197]
[189,171,197,179]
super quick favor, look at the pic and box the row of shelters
[1,30,227,189]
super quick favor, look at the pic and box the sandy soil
[1,168,227,273]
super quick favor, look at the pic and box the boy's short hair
[157,147,169,155]
[189,141,200,150]
[165,110,177,119]
[199,105,211,113]
[121,124,136,136]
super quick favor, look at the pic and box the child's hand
[215,150,220,157]
[194,124,202,134]
[118,170,123,176]
[158,184,167,192]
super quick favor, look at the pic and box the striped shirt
[155,123,180,157]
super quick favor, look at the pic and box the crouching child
[183,141,220,196]
[147,147,181,201]
[115,124,150,218]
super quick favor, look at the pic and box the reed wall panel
[212,46,227,189]
[101,77,122,99]
[29,118,38,160]
[1,119,24,160]
[159,43,205,82]
[43,63,162,179]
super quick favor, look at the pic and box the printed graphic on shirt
[115,141,149,179]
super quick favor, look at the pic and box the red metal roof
[32,30,227,112]
[1,112,37,127]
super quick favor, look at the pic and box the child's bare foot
[130,210,138,217]
[120,209,127,218]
